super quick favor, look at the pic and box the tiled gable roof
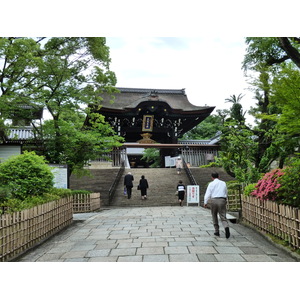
[99,87,214,112]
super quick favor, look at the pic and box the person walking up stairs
[111,168,190,207]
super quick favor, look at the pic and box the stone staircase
[69,166,235,208]
[69,168,120,206]
[110,168,191,207]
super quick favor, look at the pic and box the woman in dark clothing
[177,180,185,206]
[139,175,149,200]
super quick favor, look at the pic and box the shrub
[251,168,284,201]
[71,190,91,195]
[0,185,11,205]
[277,158,300,207]
[200,162,222,168]
[1,193,61,213]
[1,198,26,213]
[243,183,257,196]
[49,188,73,198]
[0,151,54,200]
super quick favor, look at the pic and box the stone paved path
[17,206,299,262]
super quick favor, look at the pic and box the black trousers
[126,186,132,199]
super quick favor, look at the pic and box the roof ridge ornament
[149,90,159,100]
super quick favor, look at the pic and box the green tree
[218,120,260,184]
[181,114,224,140]
[277,157,300,207]
[217,93,259,183]
[0,37,123,173]
[141,148,160,168]
[225,94,246,125]
[271,63,300,137]
[214,38,300,184]
[242,37,300,170]
[243,37,300,71]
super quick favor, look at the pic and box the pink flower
[251,168,284,201]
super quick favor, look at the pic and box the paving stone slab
[168,241,193,247]
[61,251,88,259]
[164,246,189,254]
[136,247,165,255]
[214,254,246,262]
[88,256,118,262]
[64,258,89,262]
[197,254,218,262]
[117,242,142,248]
[239,246,266,255]
[188,246,218,254]
[37,253,64,261]
[169,254,199,262]
[143,255,169,262]
[142,241,168,247]
[241,254,275,262]
[86,249,111,257]
[110,248,137,256]
[118,255,143,262]
[215,246,244,254]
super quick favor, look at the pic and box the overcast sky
[106,37,255,124]
[3,1,297,126]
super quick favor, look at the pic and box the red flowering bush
[251,168,284,201]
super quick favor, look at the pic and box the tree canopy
[0,37,123,174]
[189,37,300,184]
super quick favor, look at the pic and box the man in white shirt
[204,172,230,238]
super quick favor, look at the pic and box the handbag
[175,191,178,196]
[124,187,127,195]
[137,185,140,190]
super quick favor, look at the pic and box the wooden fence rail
[72,193,101,213]
[227,189,242,211]
[0,193,101,262]
[0,197,73,262]
[241,195,300,250]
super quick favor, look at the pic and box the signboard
[187,185,200,206]
[164,156,171,167]
[164,156,180,167]
[142,115,154,131]
[49,164,69,189]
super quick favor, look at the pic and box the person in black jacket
[139,175,149,200]
[124,172,134,199]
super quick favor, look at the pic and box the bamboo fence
[227,188,242,211]
[241,195,300,250]
[0,197,73,262]
[72,193,101,213]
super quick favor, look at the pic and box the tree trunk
[278,37,300,69]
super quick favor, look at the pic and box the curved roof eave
[98,87,215,113]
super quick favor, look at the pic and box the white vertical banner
[164,156,171,167]
[187,185,200,206]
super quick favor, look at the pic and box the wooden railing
[108,160,125,205]
[182,158,198,186]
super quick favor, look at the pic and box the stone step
[69,167,236,208]
[110,168,190,207]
